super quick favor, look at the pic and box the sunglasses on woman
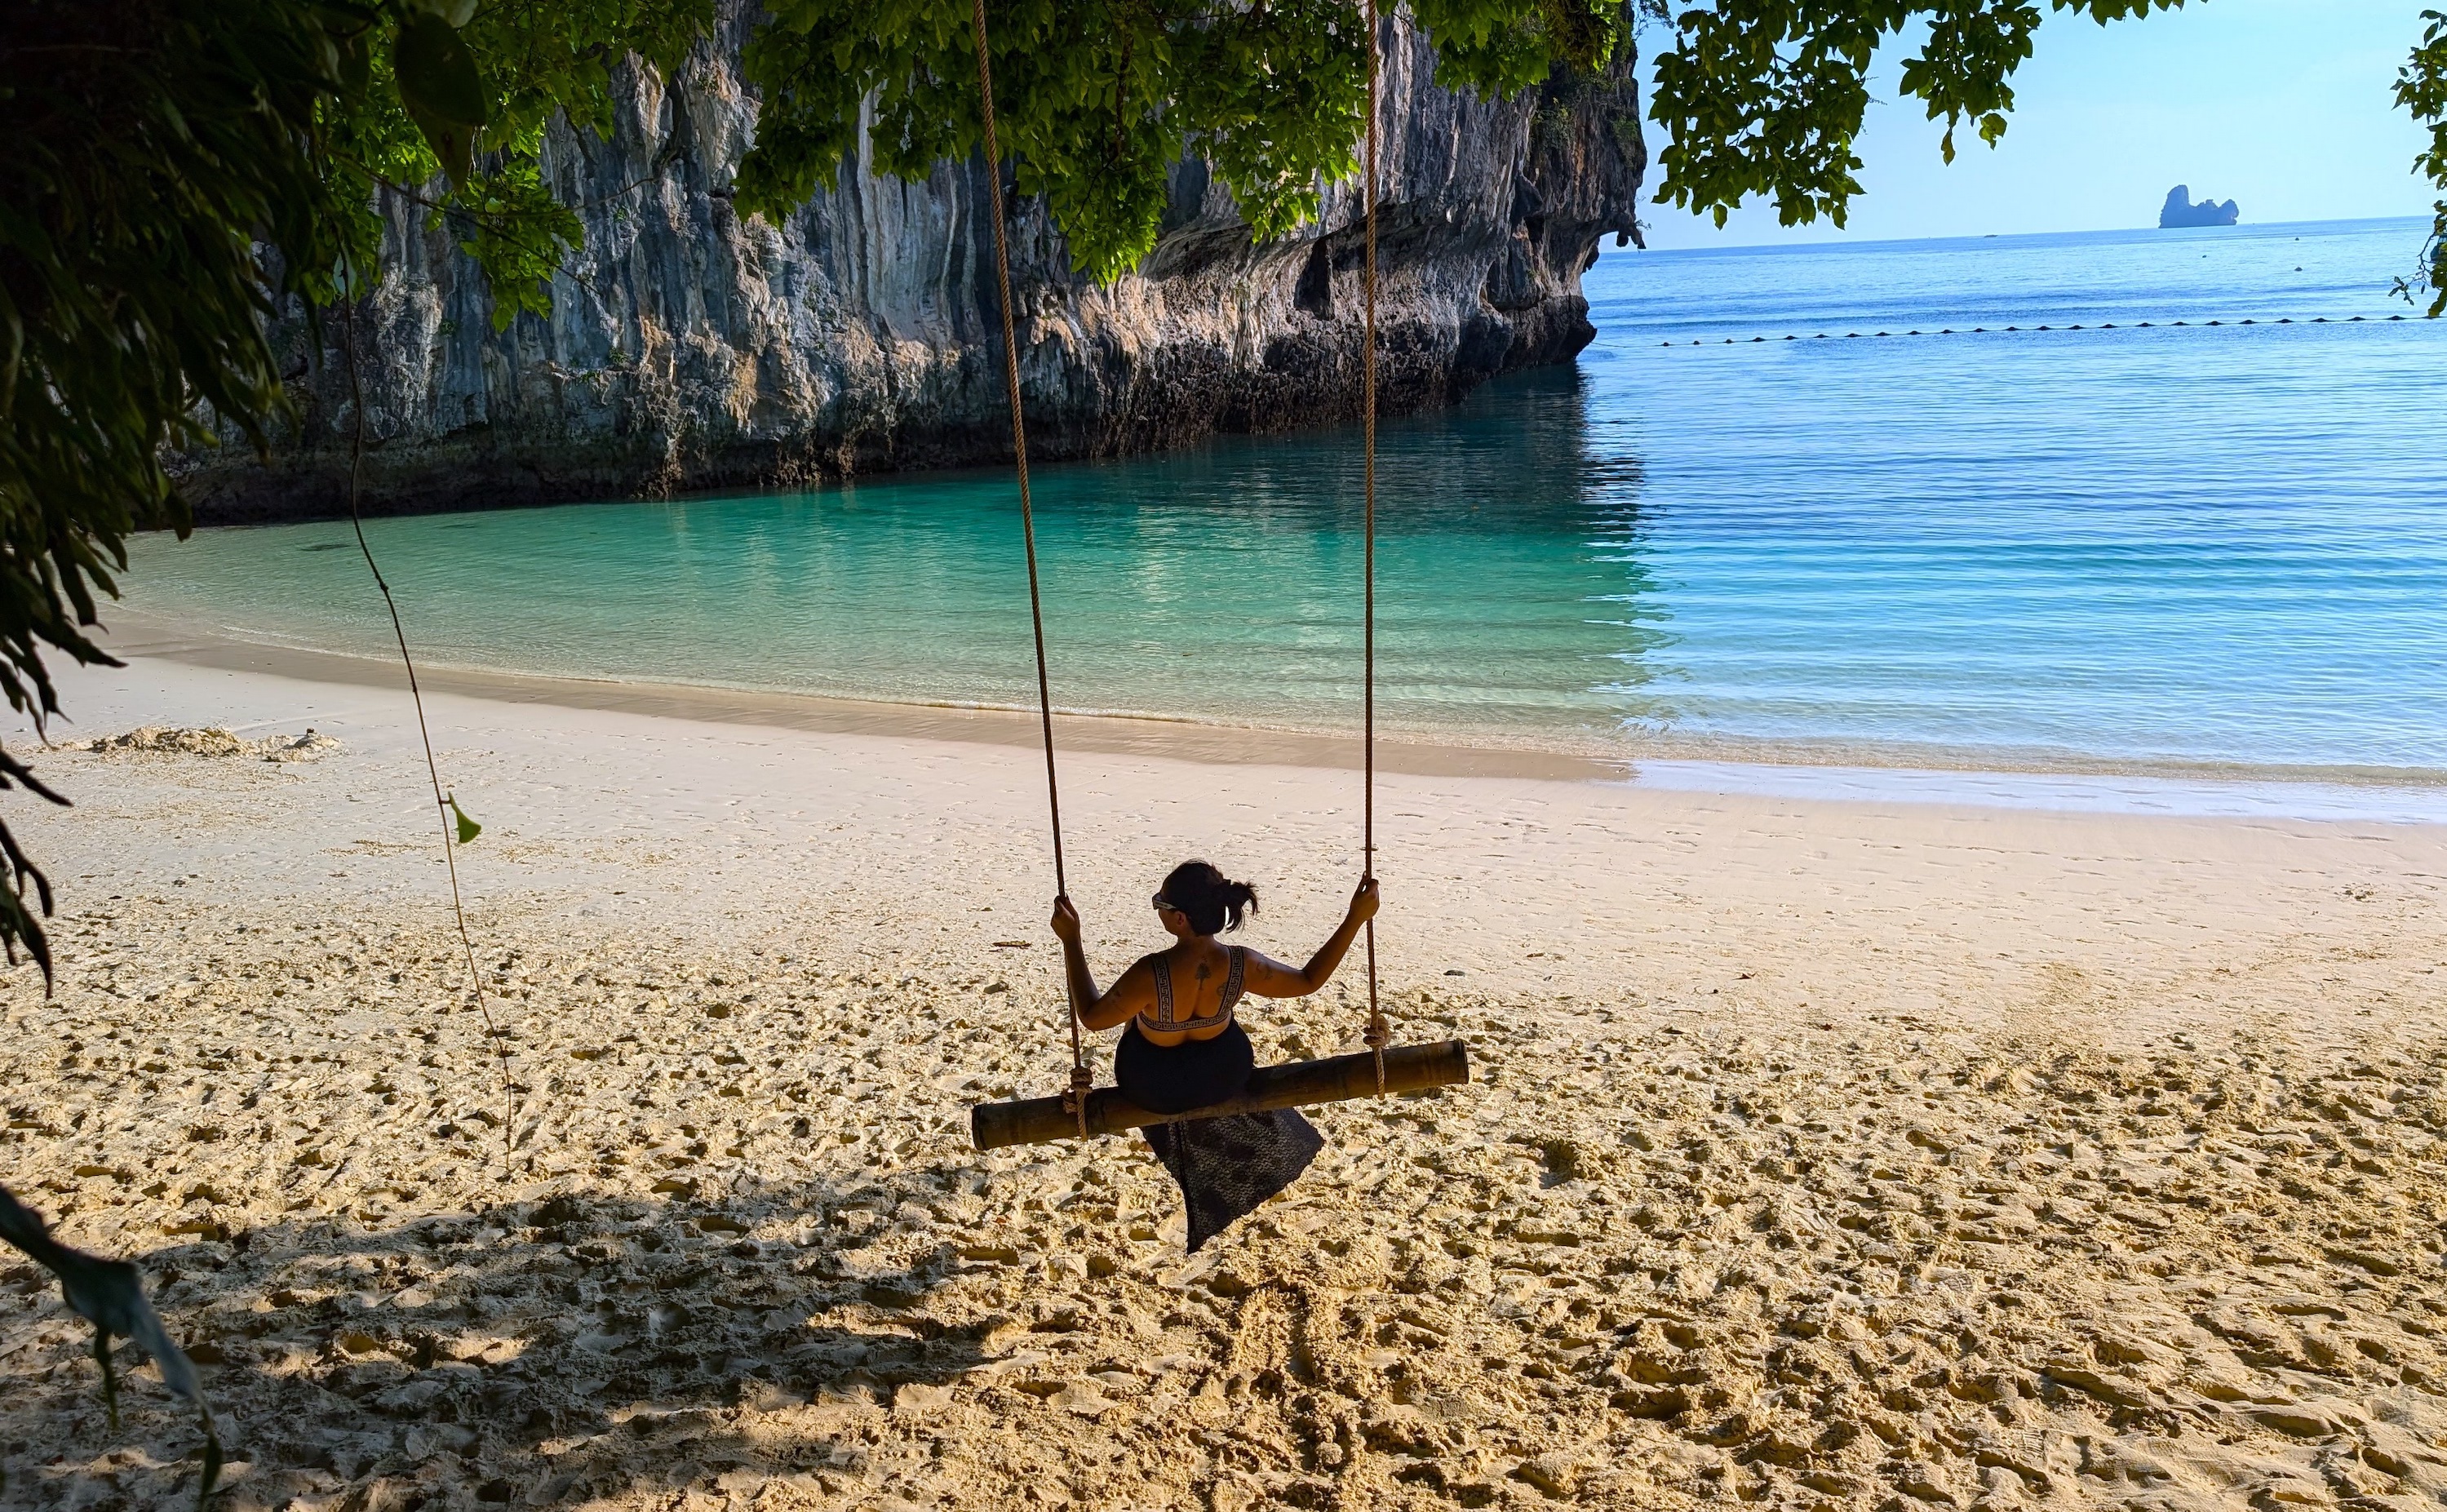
[1152,894,1179,914]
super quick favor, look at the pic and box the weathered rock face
[191,3,1645,521]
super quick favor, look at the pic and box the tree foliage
[1645,1,2191,229]
[726,0,2224,284]
[738,0,2447,298]
[1647,0,2447,311]
[0,0,716,983]
[325,0,713,330]
[2396,8,2447,315]
[1,0,714,1473]
[0,0,360,982]
[735,0,1629,282]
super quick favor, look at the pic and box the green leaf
[394,12,487,124]
[337,31,372,95]
[450,793,481,845]
[403,106,479,185]
[395,11,489,183]
[410,0,482,26]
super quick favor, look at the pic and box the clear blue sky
[1636,0,2439,247]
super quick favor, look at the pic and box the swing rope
[967,0,1389,1121]
[1359,0,1390,1096]
[969,0,1089,1136]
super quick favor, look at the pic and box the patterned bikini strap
[1150,951,1176,1027]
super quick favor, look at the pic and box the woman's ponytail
[1221,879,1258,933]
[1160,861,1261,935]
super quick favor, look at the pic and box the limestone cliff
[191,3,1645,521]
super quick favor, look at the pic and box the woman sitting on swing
[1050,862,1380,1250]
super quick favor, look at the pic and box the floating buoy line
[1660,313,2418,347]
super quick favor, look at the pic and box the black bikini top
[1141,946,1246,1035]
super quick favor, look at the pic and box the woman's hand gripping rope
[1353,876,1390,1093]
[1347,876,1381,927]
[1048,894,1093,1133]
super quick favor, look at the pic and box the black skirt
[1114,1021,1323,1253]
[1114,1019,1256,1113]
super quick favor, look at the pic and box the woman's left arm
[1051,896,1152,1031]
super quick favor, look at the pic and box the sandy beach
[5,626,2446,1511]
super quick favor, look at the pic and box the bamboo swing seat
[971,1040,1469,1150]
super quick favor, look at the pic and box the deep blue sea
[128,216,2447,790]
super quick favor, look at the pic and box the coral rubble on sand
[64,727,340,762]
[4,901,2444,1510]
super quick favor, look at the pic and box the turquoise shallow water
[130,216,2447,779]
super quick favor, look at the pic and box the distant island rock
[2160,186,2240,228]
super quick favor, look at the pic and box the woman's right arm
[1243,877,1381,997]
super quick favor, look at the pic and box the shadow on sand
[10,1173,1007,1509]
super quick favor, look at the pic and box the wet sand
[3,643,2445,1510]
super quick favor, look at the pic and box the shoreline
[104,602,2447,821]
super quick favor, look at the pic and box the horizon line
[1619,211,2433,258]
